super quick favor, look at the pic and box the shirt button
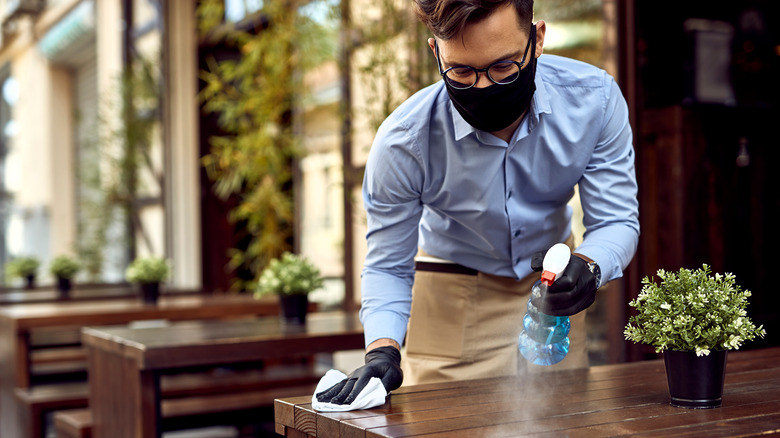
[514,230,521,238]
[507,190,512,199]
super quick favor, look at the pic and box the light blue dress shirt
[360,54,640,348]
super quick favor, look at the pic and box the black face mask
[441,26,537,133]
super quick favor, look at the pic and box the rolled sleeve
[360,269,413,347]
[576,77,640,283]
[360,117,424,348]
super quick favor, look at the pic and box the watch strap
[574,253,601,288]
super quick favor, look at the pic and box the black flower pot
[140,282,161,305]
[25,275,35,290]
[56,276,72,297]
[664,349,728,408]
[279,294,308,324]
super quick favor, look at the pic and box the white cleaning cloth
[311,369,388,412]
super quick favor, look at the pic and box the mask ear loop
[433,40,444,74]
[522,23,537,68]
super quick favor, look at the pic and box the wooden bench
[0,294,295,438]
[25,328,87,386]
[14,383,89,438]
[53,409,92,438]
[19,361,324,438]
[55,381,318,438]
[29,346,88,385]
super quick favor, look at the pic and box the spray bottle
[518,243,571,366]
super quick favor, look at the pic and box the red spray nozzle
[541,270,557,286]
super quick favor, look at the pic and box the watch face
[589,262,602,287]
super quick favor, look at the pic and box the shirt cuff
[361,309,408,349]
[575,225,638,284]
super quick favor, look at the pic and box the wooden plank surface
[275,347,780,437]
[84,311,364,438]
[0,294,287,438]
[82,311,364,370]
[0,294,284,389]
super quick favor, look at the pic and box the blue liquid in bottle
[518,280,570,365]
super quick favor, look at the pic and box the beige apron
[402,237,588,386]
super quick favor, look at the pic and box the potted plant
[624,264,766,408]
[6,256,41,289]
[49,255,82,296]
[125,256,171,304]
[255,252,324,324]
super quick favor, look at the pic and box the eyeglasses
[435,26,535,90]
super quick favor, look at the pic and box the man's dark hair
[414,0,533,40]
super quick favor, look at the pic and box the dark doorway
[620,0,780,360]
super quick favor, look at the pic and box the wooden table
[82,311,364,438]
[0,294,288,438]
[275,346,780,437]
[0,293,283,389]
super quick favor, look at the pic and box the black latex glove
[530,253,598,316]
[315,346,403,405]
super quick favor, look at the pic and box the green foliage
[125,257,171,284]
[255,252,324,296]
[355,0,437,134]
[625,265,766,356]
[49,255,82,280]
[197,0,337,290]
[6,256,40,279]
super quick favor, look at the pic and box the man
[318,0,639,405]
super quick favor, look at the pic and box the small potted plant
[6,256,41,289]
[255,252,324,324]
[49,255,82,296]
[624,264,766,408]
[125,256,171,304]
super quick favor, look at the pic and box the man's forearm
[367,338,401,352]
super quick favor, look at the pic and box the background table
[275,346,780,437]
[0,293,282,388]
[0,294,284,437]
[82,311,364,438]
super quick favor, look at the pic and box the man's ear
[427,37,436,54]
[534,21,546,58]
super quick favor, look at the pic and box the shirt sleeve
[359,117,423,348]
[574,75,640,283]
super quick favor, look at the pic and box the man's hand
[531,253,598,316]
[315,346,403,405]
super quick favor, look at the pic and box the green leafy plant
[625,265,766,356]
[197,1,337,290]
[6,256,41,280]
[255,252,324,297]
[125,257,171,284]
[49,255,82,280]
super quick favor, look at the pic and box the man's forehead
[437,32,528,68]
[439,45,525,69]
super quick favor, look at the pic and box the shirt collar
[450,69,551,142]
[451,102,475,141]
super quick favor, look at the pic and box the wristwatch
[587,260,601,289]
[574,253,602,288]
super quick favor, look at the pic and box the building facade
[0,0,200,287]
